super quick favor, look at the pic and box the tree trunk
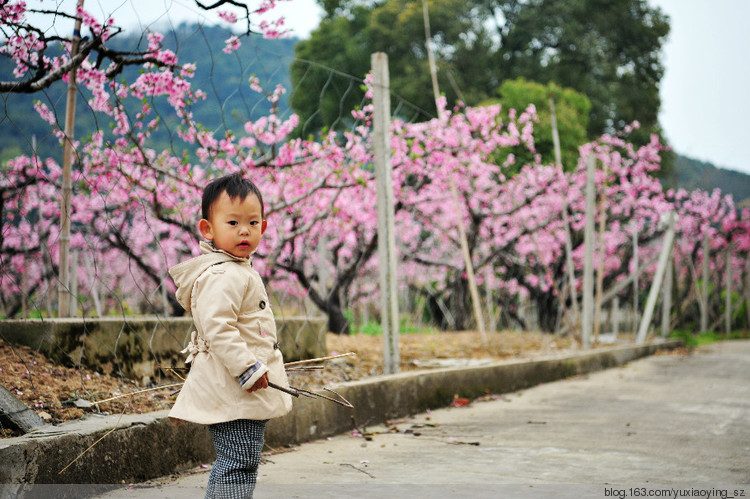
[327,292,350,335]
[535,291,558,333]
[328,305,350,335]
[452,276,469,331]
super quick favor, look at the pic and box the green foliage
[482,78,590,172]
[670,330,721,348]
[359,320,383,336]
[354,317,438,336]
[25,309,46,319]
[721,289,750,328]
[669,329,750,348]
[291,0,499,130]
[290,11,372,135]
[291,0,669,148]
[731,297,749,327]
[493,0,669,142]
[0,145,23,165]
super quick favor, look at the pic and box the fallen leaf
[451,394,470,407]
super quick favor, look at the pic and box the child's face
[199,192,266,259]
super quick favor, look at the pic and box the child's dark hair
[202,173,265,220]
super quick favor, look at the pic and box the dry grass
[1,330,576,434]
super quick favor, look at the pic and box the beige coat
[168,241,292,425]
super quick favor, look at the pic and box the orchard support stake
[594,164,609,342]
[550,96,580,328]
[661,248,674,339]
[636,212,677,344]
[725,244,733,335]
[423,1,487,344]
[449,177,488,345]
[633,225,639,333]
[701,231,710,332]
[58,0,85,317]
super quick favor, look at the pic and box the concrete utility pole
[371,52,400,374]
[593,164,609,343]
[582,154,596,349]
[58,0,85,317]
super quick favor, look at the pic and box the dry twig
[284,352,357,367]
[89,383,184,406]
[59,411,125,474]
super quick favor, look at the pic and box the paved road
[99,341,750,499]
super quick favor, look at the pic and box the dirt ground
[0,330,583,436]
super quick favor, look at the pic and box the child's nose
[239,224,250,235]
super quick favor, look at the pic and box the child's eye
[228,221,238,226]
[250,221,258,226]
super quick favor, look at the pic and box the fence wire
[0,1,749,427]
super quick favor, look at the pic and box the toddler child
[168,173,292,498]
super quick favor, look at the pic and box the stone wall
[0,316,327,384]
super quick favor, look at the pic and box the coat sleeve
[193,265,268,388]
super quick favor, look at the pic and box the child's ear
[261,220,267,235]
[198,219,214,240]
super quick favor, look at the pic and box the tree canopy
[482,78,591,172]
[294,0,669,144]
[490,0,669,142]
[1,1,747,338]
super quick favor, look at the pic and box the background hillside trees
[296,0,669,145]
[482,78,591,172]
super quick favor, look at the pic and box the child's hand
[246,372,269,393]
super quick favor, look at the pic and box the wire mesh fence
[0,0,749,414]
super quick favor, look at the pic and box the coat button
[259,300,266,309]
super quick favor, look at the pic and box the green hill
[0,23,297,164]
[663,155,750,208]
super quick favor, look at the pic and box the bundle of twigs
[59,353,357,474]
[90,352,358,410]
[270,352,356,408]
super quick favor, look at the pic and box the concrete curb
[0,339,681,490]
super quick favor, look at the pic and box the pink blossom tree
[1,1,748,336]
[0,1,292,316]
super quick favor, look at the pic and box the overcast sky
[25,0,750,175]
[648,0,750,175]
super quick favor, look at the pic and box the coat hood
[169,240,249,312]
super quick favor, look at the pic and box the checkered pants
[206,419,267,499]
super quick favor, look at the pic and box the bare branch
[193,0,253,34]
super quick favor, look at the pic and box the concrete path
[97,341,750,499]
